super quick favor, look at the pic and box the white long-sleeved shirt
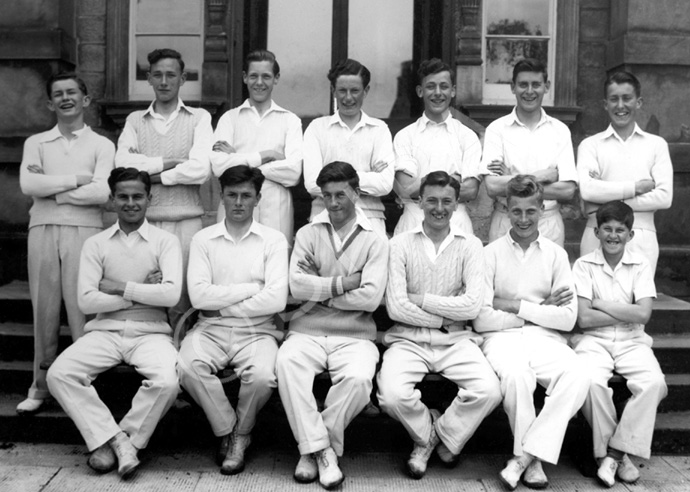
[115,99,212,186]
[577,124,673,231]
[481,107,577,211]
[78,220,183,332]
[20,125,114,228]
[474,232,577,340]
[303,111,394,219]
[187,220,288,329]
[384,224,484,346]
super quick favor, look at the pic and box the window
[482,0,556,105]
[128,0,204,101]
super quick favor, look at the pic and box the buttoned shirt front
[481,107,577,211]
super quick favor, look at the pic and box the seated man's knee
[244,364,277,389]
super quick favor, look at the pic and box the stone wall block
[578,44,606,68]
[579,9,609,39]
[77,15,106,43]
[78,0,106,16]
[78,44,106,73]
[78,72,105,99]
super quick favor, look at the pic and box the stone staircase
[1,279,689,461]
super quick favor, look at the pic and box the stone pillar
[455,0,482,104]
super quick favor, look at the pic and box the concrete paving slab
[42,467,201,492]
[0,442,86,467]
[624,480,690,491]
[0,464,58,492]
[662,455,690,480]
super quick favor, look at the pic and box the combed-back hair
[244,49,280,76]
[219,165,265,195]
[327,59,371,89]
[316,161,360,190]
[46,72,88,98]
[506,174,544,204]
[108,168,151,195]
[604,70,641,98]
[420,170,461,199]
[418,58,455,85]
[148,48,185,72]
[512,57,548,84]
[596,200,634,230]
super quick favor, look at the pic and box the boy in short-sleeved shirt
[572,200,667,487]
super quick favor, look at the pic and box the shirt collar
[418,112,453,133]
[312,206,374,232]
[601,123,645,143]
[208,219,265,242]
[109,219,151,241]
[504,229,543,250]
[144,98,190,119]
[238,98,288,117]
[583,246,644,267]
[38,124,90,143]
[328,110,382,131]
[507,106,550,129]
[411,222,466,239]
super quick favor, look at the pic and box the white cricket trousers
[482,331,590,464]
[27,224,100,400]
[177,323,279,436]
[377,338,502,454]
[276,332,379,456]
[46,328,179,451]
[572,331,667,459]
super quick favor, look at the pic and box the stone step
[1,391,689,456]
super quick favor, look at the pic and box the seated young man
[276,161,388,489]
[177,165,289,475]
[303,59,394,237]
[474,175,589,490]
[46,168,182,478]
[393,59,482,236]
[378,171,502,479]
[572,200,667,487]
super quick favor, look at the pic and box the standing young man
[47,168,182,478]
[277,162,388,489]
[18,72,114,414]
[211,50,302,243]
[578,71,673,273]
[178,165,289,476]
[116,48,212,327]
[393,59,482,236]
[303,59,394,237]
[482,58,577,246]
[474,175,589,490]
[378,171,501,479]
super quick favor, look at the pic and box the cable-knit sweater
[129,110,204,221]
[384,227,485,346]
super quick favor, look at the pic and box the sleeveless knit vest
[133,110,204,222]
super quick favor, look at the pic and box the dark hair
[316,161,360,190]
[596,200,634,230]
[327,59,371,89]
[148,48,185,73]
[512,58,548,84]
[219,165,265,195]
[506,174,544,204]
[46,72,88,98]
[108,168,151,195]
[244,49,280,76]
[417,58,455,85]
[419,171,460,199]
[604,70,641,98]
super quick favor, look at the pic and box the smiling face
[417,70,455,123]
[507,194,543,245]
[47,79,90,120]
[112,179,150,231]
[420,184,457,232]
[333,74,368,121]
[222,181,260,226]
[511,71,549,116]
[595,219,634,260]
[243,60,278,106]
[321,180,359,229]
[148,57,186,104]
[605,82,641,136]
